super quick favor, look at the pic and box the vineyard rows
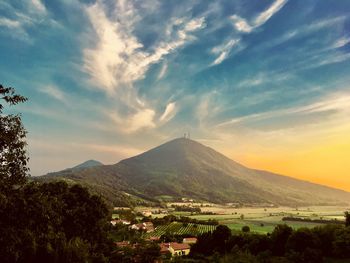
[145,222,217,238]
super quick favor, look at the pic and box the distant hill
[37,138,350,207]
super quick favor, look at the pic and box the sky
[1,0,350,191]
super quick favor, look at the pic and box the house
[168,242,191,256]
[110,219,131,226]
[183,237,197,244]
[130,222,154,232]
[142,210,152,217]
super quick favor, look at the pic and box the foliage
[0,84,29,191]
[111,242,160,263]
[241,226,250,233]
[0,181,114,262]
[345,211,350,227]
[0,86,114,262]
[190,222,350,262]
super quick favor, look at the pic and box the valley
[121,203,348,235]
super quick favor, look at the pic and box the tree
[0,86,114,262]
[345,211,350,227]
[270,224,293,256]
[0,84,29,191]
[242,226,250,233]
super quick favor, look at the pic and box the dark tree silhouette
[345,211,350,227]
[0,86,114,262]
[0,84,29,191]
[242,225,250,232]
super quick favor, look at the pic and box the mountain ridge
[37,138,350,206]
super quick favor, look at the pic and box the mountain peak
[72,160,103,170]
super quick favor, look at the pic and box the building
[159,242,191,257]
[142,210,152,217]
[183,237,197,244]
[130,222,154,232]
[168,242,191,256]
[110,219,131,226]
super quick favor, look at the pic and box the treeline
[282,216,344,225]
[189,223,350,262]
[150,215,218,227]
[173,205,201,213]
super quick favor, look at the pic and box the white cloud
[30,0,46,14]
[212,0,287,66]
[159,102,177,123]
[253,0,288,27]
[38,85,66,103]
[0,17,21,28]
[83,1,206,93]
[333,37,350,49]
[211,39,239,65]
[108,108,156,134]
[230,0,288,33]
[157,62,168,80]
[230,15,253,33]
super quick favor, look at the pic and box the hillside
[37,138,350,206]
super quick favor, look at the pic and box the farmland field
[134,205,347,235]
[144,222,217,238]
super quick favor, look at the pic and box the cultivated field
[144,222,217,238]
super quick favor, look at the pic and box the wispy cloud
[38,85,66,103]
[0,0,53,42]
[216,92,350,129]
[0,17,21,28]
[253,0,288,27]
[230,15,253,33]
[211,0,288,65]
[83,1,206,93]
[157,62,168,80]
[30,0,47,14]
[108,108,156,134]
[332,37,350,49]
[159,102,177,123]
[211,39,240,65]
[256,16,346,51]
[231,0,288,33]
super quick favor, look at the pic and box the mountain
[72,160,103,170]
[37,138,350,206]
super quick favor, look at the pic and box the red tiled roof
[183,237,197,242]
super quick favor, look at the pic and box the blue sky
[1,0,350,188]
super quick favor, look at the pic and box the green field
[133,205,347,235]
[185,205,347,234]
[144,222,217,238]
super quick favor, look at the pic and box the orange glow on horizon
[228,130,350,192]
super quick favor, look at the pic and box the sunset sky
[1,0,350,191]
